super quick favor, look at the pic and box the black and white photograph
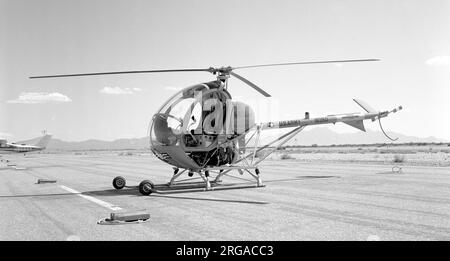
[0,0,449,250]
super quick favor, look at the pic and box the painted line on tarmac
[59,185,122,211]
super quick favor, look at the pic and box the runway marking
[59,185,122,211]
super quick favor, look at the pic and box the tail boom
[261,100,402,132]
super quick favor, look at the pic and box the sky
[1,0,449,142]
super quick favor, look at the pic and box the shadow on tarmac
[0,175,339,205]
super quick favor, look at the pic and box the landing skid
[167,166,264,192]
[111,166,264,196]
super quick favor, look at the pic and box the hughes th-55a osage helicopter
[31,59,402,195]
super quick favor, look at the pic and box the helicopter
[30,59,402,195]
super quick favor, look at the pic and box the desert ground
[269,143,450,167]
[0,144,449,240]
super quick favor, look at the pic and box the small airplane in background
[0,132,52,167]
[0,132,52,169]
[0,133,52,155]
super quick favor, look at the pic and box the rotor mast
[213,67,232,91]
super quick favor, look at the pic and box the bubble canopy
[149,81,230,147]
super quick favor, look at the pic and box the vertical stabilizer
[35,135,52,148]
[343,120,366,132]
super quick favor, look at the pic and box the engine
[188,100,255,167]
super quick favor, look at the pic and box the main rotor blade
[229,71,271,97]
[233,59,380,70]
[29,68,212,79]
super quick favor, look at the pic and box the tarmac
[0,152,449,240]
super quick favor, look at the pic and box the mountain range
[42,127,447,151]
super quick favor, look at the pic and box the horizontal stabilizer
[353,99,377,113]
[343,120,366,132]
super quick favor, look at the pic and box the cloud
[99,86,143,95]
[426,56,450,67]
[164,86,183,91]
[7,92,72,104]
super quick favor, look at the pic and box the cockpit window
[157,84,207,115]
[150,84,208,146]
[167,98,195,124]
[149,81,232,147]
[186,102,202,132]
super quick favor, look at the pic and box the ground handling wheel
[139,180,154,195]
[112,176,126,190]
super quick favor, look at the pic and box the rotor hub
[209,66,233,75]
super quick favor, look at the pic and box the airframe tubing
[251,126,261,165]
[193,171,212,190]
[211,126,304,185]
[254,126,305,165]
[168,125,307,188]
[168,169,186,186]
[236,125,305,165]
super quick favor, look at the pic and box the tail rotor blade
[229,71,271,97]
